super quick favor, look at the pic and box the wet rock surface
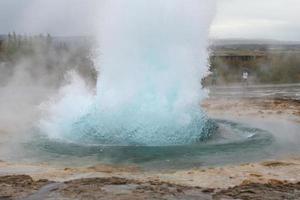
[58,177,210,200]
[214,181,300,200]
[1,175,300,200]
[0,175,50,200]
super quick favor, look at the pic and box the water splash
[39,0,217,146]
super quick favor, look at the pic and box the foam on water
[39,0,217,146]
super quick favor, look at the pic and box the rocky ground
[0,174,299,200]
[0,96,300,199]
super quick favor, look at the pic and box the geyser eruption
[39,0,217,146]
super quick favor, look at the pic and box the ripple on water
[24,119,274,169]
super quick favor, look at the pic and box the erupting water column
[40,0,217,146]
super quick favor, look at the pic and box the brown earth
[1,175,300,200]
[202,98,300,116]
[202,98,300,118]
[0,175,50,200]
[214,180,300,200]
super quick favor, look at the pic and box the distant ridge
[0,35,7,40]
[210,38,300,46]
[1,34,300,48]
[0,34,92,46]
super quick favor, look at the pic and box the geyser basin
[26,120,274,169]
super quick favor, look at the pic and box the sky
[211,0,300,41]
[0,0,300,41]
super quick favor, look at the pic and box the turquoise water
[26,119,274,169]
[61,112,217,146]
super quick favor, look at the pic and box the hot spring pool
[19,119,275,170]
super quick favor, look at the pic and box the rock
[268,179,284,185]
[202,188,215,193]
[0,175,51,200]
[261,161,295,167]
[249,173,263,178]
[214,181,300,200]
